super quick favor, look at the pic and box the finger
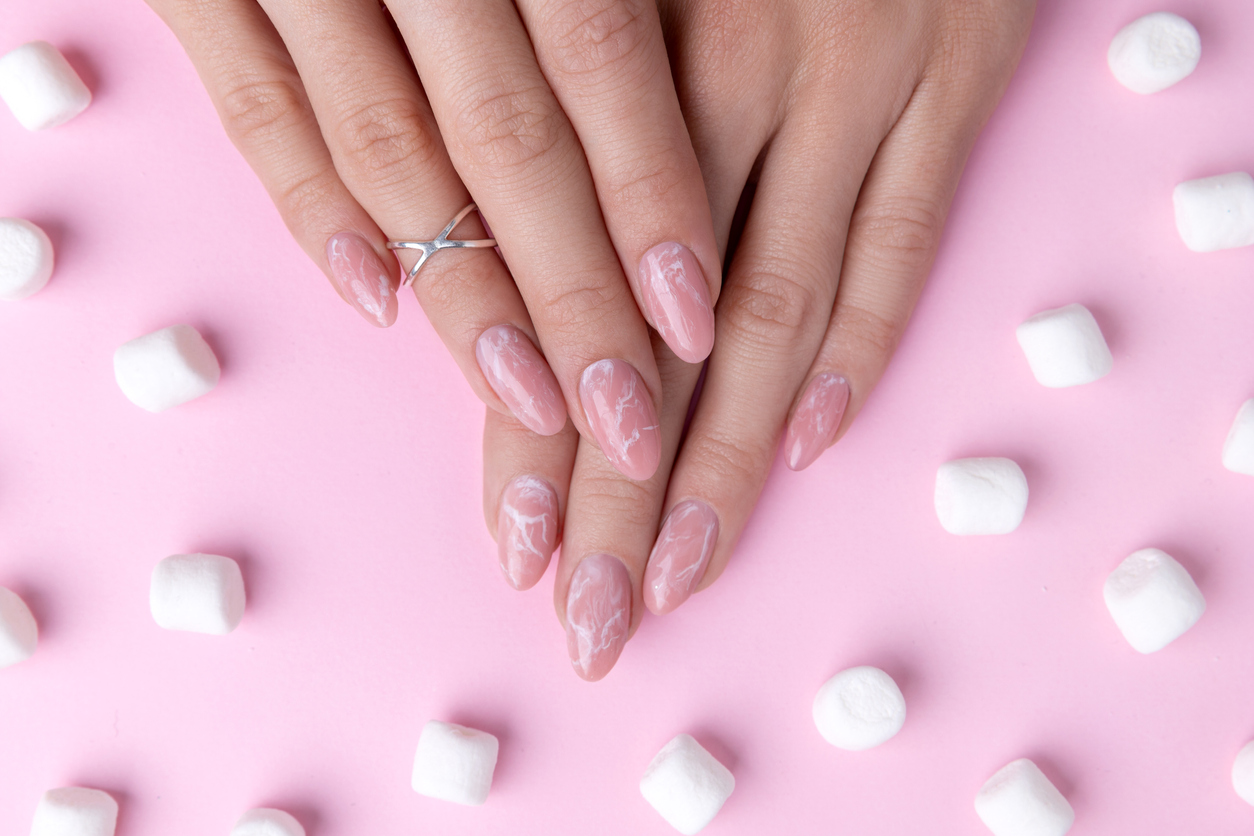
[553,338,700,680]
[483,407,579,590]
[785,71,1020,469]
[256,0,568,435]
[146,0,401,327]
[520,0,721,364]
[392,1,664,481]
[644,104,890,615]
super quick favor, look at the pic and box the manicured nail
[784,373,851,471]
[496,475,559,590]
[476,324,567,436]
[644,499,719,615]
[326,232,397,327]
[638,242,715,363]
[579,359,661,481]
[565,553,632,681]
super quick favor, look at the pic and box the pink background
[3,0,1254,832]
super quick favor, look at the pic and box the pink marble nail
[496,475,559,590]
[476,324,567,436]
[565,553,632,681]
[578,359,661,481]
[644,499,719,615]
[784,373,851,471]
[326,232,397,327]
[638,242,715,363]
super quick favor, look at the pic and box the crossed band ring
[386,203,497,288]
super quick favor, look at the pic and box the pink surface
[2,1,1254,833]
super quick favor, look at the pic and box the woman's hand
[147,0,724,482]
[484,0,1036,678]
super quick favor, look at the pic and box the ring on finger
[387,203,497,287]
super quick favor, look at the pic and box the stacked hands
[148,0,1034,679]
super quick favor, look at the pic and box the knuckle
[685,430,767,490]
[833,302,902,361]
[455,83,565,172]
[272,169,336,228]
[721,269,821,345]
[544,0,655,79]
[337,97,442,186]
[851,197,941,274]
[573,476,658,530]
[537,280,619,335]
[219,76,307,147]
[605,150,688,207]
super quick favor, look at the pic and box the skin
[485,0,1037,678]
[150,0,1036,679]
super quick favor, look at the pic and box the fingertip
[496,475,559,591]
[326,231,399,328]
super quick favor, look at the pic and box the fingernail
[326,232,397,327]
[644,499,719,615]
[496,475,559,590]
[565,553,632,681]
[784,373,851,471]
[476,324,567,435]
[638,242,715,363]
[579,359,661,481]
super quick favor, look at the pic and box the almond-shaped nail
[565,553,632,681]
[476,324,567,435]
[644,499,719,615]
[784,373,850,471]
[578,359,661,481]
[638,242,715,363]
[326,232,397,327]
[496,475,559,590]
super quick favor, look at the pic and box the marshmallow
[1223,399,1254,476]
[1015,304,1112,388]
[0,586,38,668]
[1107,13,1200,95]
[1234,741,1254,806]
[0,42,91,130]
[149,554,245,635]
[934,457,1028,536]
[30,787,118,836]
[0,218,54,300]
[640,734,734,835]
[1173,172,1254,252]
[812,666,906,751]
[231,808,305,836]
[114,324,220,412]
[637,731,732,836]
[411,720,499,806]
[975,759,1074,836]
[1103,548,1205,653]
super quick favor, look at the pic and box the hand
[483,0,1036,678]
[146,0,725,482]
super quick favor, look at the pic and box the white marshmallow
[812,666,906,751]
[975,759,1074,836]
[0,42,91,130]
[0,218,54,300]
[231,808,305,836]
[114,324,220,412]
[30,787,118,836]
[1107,12,1200,94]
[1015,304,1112,388]
[149,554,245,635]
[0,586,38,668]
[1173,172,1254,252]
[934,457,1028,536]
[640,734,734,835]
[411,720,499,806]
[1233,741,1254,806]
[1223,399,1254,476]
[1103,548,1205,653]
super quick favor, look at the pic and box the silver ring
[386,203,497,287]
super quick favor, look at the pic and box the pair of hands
[149,0,1034,680]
